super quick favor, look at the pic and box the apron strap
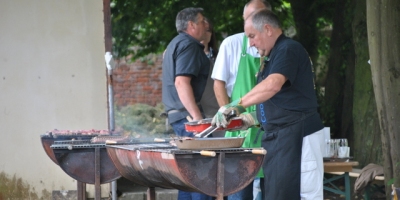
[253,128,263,145]
[241,35,247,57]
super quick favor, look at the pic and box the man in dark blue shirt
[162,7,210,130]
[162,7,212,200]
[212,9,325,200]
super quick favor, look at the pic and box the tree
[287,0,358,140]
[110,0,244,60]
[319,0,353,137]
[367,0,400,198]
[288,0,334,66]
[352,0,382,169]
[110,0,290,60]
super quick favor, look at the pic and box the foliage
[0,172,50,199]
[284,0,336,127]
[111,0,292,60]
[114,103,174,138]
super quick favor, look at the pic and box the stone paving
[117,178,178,200]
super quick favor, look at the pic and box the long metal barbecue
[106,143,266,200]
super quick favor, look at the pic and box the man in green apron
[211,1,271,199]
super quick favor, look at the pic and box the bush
[114,103,174,138]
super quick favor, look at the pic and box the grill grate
[54,140,91,145]
[49,137,262,153]
[166,148,258,154]
[90,135,136,143]
[107,143,262,154]
[50,139,172,150]
[107,143,174,151]
[51,143,105,149]
[51,140,105,149]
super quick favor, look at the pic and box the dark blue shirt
[259,34,319,111]
[257,34,323,135]
[162,32,210,123]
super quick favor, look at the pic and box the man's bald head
[243,0,272,20]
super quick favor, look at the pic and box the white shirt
[211,32,260,97]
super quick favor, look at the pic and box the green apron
[225,35,263,178]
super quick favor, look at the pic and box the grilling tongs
[195,110,237,138]
[195,126,219,138]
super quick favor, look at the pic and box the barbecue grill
[41,131,266,200]
[40,130,128,200]
[51,139,120,184]
[106,143,266,200]
[40,132,99,164]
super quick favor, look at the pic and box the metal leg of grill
[95,147,101,200]
[77,181,86,200]
[111,180,117,200]
[147,187,156,200]
[216,152,225,200]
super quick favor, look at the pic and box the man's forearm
[241,73,286,108]
[214,80,230,106]
[175,76,203,120]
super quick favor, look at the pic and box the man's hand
[238,112,259,130]
[211,99,246,128]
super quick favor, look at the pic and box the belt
[167,109,182,114]
[167,102,202,115]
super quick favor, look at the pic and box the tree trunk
[323,0,352,136]
[367,0,400,199]
[287,0,318,63]
[341,1,356,142]
[352,0,382,168]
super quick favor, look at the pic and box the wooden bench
[324,161,359,200]
[326,168,385,199]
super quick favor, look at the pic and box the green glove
[211,99,246,128]
[239,112,259,130]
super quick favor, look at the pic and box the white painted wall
[0,0,109,198]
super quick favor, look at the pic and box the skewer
[243,149,267,155]
[105,140,117,144]
[154,138,169,142]
[194,150,216,157]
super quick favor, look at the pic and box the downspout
[105,52,117,200]
[103,0,117,199]
[105,52,115,131]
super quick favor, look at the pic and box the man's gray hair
[175,7,204,32]
[244,0,272,11]
[251,9,281,32]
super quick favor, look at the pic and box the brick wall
[112,54,163,107]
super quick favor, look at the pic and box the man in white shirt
[212,32,260,100]
[211,1,271,199]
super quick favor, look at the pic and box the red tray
[184,117,243,132]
